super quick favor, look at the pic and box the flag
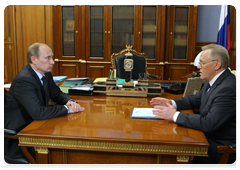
[217,5,230,50]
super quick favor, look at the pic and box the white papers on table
[4,84,11,88]
[93,77,107,83]
[70,84,93,91]
[131,108,158,119]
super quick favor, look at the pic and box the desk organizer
[93,79,161,97]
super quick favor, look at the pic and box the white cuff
[64,105,69,113]
[173,111,180,122]
[171,100,177,109]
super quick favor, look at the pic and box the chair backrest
[111,47,148,79]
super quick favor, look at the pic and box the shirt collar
[209,69,226,86]
[32,67,45,82]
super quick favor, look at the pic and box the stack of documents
[60,77,89,94]
[70,84,93,91]
[53,76,67,85]
[68,79,94,96]
[61,77,89,87]
[53,76,67,83]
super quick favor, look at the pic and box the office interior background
[4,5,236,83]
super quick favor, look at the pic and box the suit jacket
[4,64,72,159]
[174,69,236,163]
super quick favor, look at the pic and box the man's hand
[150,97,172,106]
[152,102,176,121]
[66,101,85,113]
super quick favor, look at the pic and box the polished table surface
[17,92,209,164]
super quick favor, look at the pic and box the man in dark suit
[150,44,236,164]
[4,43,85,161]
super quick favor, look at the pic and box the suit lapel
[200,69,231,112]
[26,64,48,106]
[43,75,49,106]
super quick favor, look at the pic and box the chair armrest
[217,145,236,164]
[148,74,158,79]
[4,129,18,139]
[217,145,236,154]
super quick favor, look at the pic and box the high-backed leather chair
[110,46,158,80]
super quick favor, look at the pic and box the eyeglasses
[198,60,217,67]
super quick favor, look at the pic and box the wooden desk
[17,92,209,164]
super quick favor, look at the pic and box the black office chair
[4,130,30,164]
[4,92,30,164]
[111,46,158,80]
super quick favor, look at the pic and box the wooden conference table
[17,92,209,164]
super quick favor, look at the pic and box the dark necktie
[204,83,211,97]
[41,76,48,106]
[41,76,47,91]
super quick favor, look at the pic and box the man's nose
[51,58,55,65]
[197,64,201,69]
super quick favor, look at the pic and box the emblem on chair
[124,45,134,84]
[126,45,133,53]
[124,59,133,71]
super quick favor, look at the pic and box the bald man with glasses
[150,44,236,164]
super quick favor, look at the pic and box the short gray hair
[27,43,46,63]
[201,44,229,69]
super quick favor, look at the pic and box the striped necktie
[204,83,211,97]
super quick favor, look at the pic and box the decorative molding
[176,155,189,162]
[146,62,164,65]
[87,61,111,64]
[62,56,76,58]
[54,59,79,62]
[19,137,208,156]
[35,147,49,154]
[164,61,193,65]
[79,59,86,63]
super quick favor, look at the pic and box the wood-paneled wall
[4,5,236,83]
[15,5,53,73]
[4,5,17,83]
[4,5,53,83]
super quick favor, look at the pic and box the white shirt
[172,69,226,122]
[32,68,45,85]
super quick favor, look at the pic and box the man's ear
[31,56,37,64]
[215,60,222,70]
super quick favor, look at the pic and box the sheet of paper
[131,108,157,118]
[93,77,107,83]
[71,86,92,91]
[4,84,11,88]
[60,87,69,94]
[53,76,67,82]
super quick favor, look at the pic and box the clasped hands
[66,101,85,114]
[150,97,176,121]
